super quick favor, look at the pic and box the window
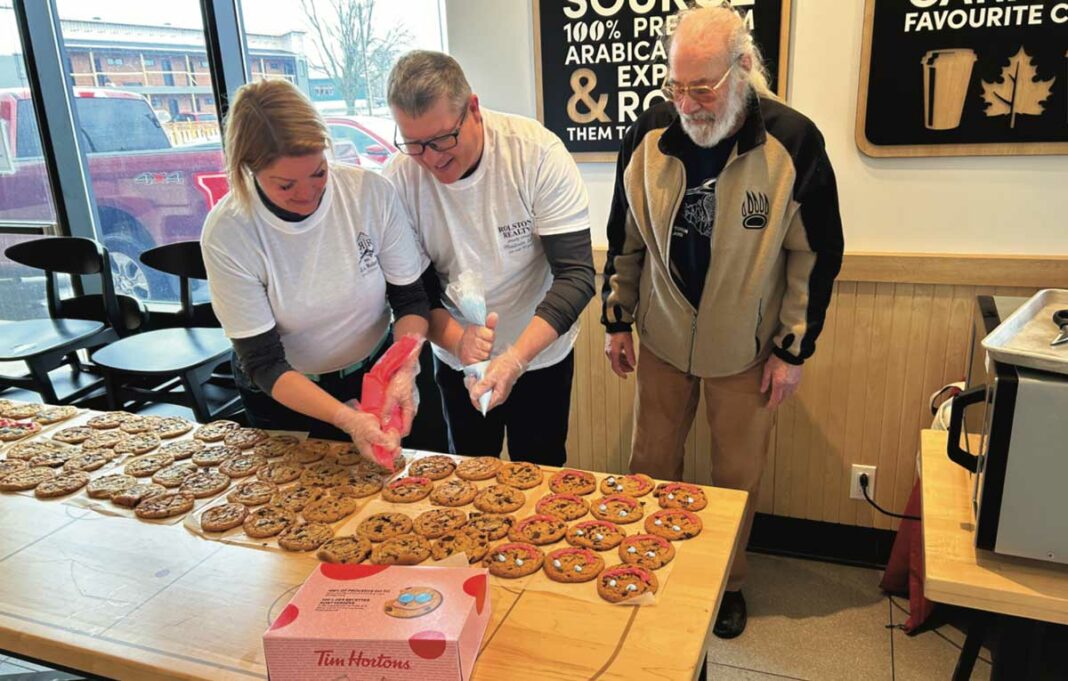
[0,6,60,322]
[144,57,155,66]
[240,0,445,171]
[55,1,226,303]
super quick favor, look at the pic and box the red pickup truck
[1,87,375,309]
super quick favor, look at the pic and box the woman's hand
[330,404,400,463]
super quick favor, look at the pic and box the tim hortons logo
[741,191,769,230]
[314,649,413,670]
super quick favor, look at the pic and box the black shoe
[713,590,747,639]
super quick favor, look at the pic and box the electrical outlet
[849,465,876,500]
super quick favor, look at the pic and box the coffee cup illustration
[921,49,978,130]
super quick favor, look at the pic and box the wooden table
[920,429,1068,679]
[0,469,746,680]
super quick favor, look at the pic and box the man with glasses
[384,50,594,466]
[602,6,843,638]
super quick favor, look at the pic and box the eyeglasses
[661,62,736,103]
[394,106,468,156]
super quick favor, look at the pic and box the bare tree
[300,0,412,115]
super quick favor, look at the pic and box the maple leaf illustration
[980,47,1056,128]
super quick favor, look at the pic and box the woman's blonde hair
[222,78,331,212]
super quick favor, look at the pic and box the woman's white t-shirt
[201,164,428,374]
[383,109,590,372]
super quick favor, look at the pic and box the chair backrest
[4,236,131,334]
[139,241,210,325]
[61,294,148,337]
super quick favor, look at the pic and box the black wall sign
[533,0,792,161]
[857,0,1068,157]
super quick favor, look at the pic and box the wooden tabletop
[920,429,1068,625]
[0,468,746,680]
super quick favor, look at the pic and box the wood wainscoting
[559,252,1068,530]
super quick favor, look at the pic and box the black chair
[0,237,146,404]
[90,241,239,421]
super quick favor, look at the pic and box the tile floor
[2,552,1062,680]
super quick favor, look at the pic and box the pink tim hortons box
[263,563,490,681]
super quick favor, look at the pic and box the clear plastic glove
[457,312,498,365]
[380,337,424,437]
[466,346,528,413]
[330,403,400,464]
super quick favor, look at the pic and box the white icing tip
[593,533,604,541]
[654,519,663,526]
[615,485,623,492]
[618,510,628,517]
[667,493,675,500]
[598,504,608,512]
[515,558,524,567]
[672,525,681,531]
[552,559,562,568]
[626,584,637,592]
[574,565,583,572]
[686,496,693,503]
[608,579,617,587]
[496,554,506,562]
[645,550,656,558]
[575,529,586,536]
[606,477,615,485]
[627,546,637,554]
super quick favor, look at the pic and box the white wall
[445,0,1068,255]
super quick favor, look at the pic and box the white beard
[679,81,748,148]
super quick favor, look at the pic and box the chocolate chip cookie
[257,460,303,484]
[409,454,457,481]
[87,473,137,499]
[179,469,232,498]
[193,420,240,443]
[645,509,703,540]
[34,405,79,425]
[243,505,296,538]
[495,461,544,490]
[618,533,676,570]
[159,439,204,460]
[0,466,55,492]
[223,427,269,450]
[270,485,326,513]
[548,468,597,496]
[112,483,166,508]
[218,452,267,478]
[483,542,544,578]
[565,519,628,551]
[371,533,431,565]
[381,476,433,503]
[252,434,300,459]
[33,470,89,498]
[656,483,708,511]
[300,462,351,488]
[302,495,359,523]
[7,440,72,461]
[0,459,28,478]
[278,522,334,552]
[286,440,332,465]
[317,535,372,564]
[52,425,93,445]
[124,452,175,478]
[599,473,655,498]
[87,411,132,429]
[429,478,478,507]
[135,491,195,519]
[414,508,468,539]
[227,479,277,506]
[590,494,644,524]
[473,484,525,514]
[535,493,589,521]
[431,527,490,563]
[464,513,515,541]
[200,502,249,532]
[597,565,658,603]
[455,456,502,481]
[357,512,414,542]
[151,462,199,488]
[28,448,76,468]
[544,547,605,583]
[508,514,567,545]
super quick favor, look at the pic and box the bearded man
[600,5,844,638]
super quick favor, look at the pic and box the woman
[201,78,430,459]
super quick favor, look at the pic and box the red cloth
[880,479,934,633]
[359,335,420,470]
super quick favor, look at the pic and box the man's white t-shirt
[383,109,590,372]
[201,164,428,374]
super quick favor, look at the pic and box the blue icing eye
[398,593,415,604]
[415,592,432,604]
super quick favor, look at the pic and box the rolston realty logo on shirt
[498,218,534,255]
[741,191,770,230]
[356,232,378,274]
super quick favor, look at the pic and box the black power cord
[860,473,921,522]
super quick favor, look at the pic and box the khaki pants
[630,347,774,591]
